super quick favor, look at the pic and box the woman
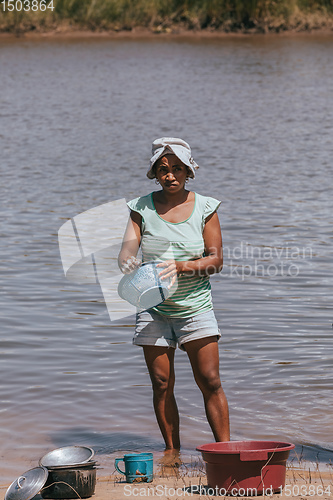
[118,137,230,458]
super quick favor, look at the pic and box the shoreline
[1,23,333,40]
[1,468,332,499]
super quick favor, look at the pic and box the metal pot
[118,261,171,309]
[41,463,96,499]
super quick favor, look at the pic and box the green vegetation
[1,0,333,34]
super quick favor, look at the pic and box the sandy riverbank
[1,467,332,500]
[1,17,333,40]
[1,25,333,42]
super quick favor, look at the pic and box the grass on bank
[1,0,333,34]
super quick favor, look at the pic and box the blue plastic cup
[114,452,153,483]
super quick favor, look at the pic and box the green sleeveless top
[127,192,221,318]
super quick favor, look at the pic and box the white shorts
[133,309,221,351]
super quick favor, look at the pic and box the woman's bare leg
[143,345,180,450]
[184,337,230,441]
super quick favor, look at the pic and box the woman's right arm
[118,210,142,273]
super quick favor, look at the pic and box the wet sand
[1,469,332,500]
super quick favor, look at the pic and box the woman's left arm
[159,212,223,280]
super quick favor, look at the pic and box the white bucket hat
[147,137,199,179]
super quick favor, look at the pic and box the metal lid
[5,467,48,500]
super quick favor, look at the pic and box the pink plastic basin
[197,440,295,496]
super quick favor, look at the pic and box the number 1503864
[1,0,54,11]
[281,485,331,496]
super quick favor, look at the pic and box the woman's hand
[157,260,178,288]
[120,256,141,274]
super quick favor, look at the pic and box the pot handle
[114,458,126,475]
[17,476,26,489]
[240,450,268,461]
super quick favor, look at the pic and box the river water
[0,33,332,484]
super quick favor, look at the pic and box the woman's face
[154,154,188,192]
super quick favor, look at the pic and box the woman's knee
[151,372,175,396]
[143,346,176,397]
[196,371,222,394]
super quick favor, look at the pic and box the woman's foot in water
[158,448,182,468]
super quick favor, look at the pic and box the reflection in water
[0,34,332,483]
